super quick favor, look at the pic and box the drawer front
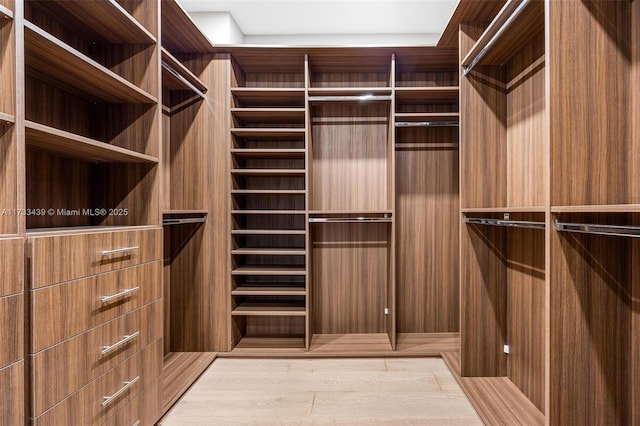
[29,227,162,288]
[103,379,161,426]
[33,339,162,426]
[31,261,162,352]
[0,293,23,367]
[0,237,23,297]
[0,361,24,426]
[31,301,162,417]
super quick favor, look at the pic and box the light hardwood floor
[159,357,482,425]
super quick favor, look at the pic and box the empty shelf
[232,286,306,296]
[162,47,207,95]
[231,337,306,353]
[231,190,305,195]
[231,108,305,124]
[231,169,305,176]
[25,121,158,163]
[231,149,306,158]
[0,112,15,124]
[0,4,12,19]
[162,0,213,53]
[231,88,305,107]
[232,302,306,316]
[395,86,459,104]
[28,0,155,43]
[395,112,459,122]
[308,87,391,96]
[232,210,305,215]
[231,128,305,140]
[232,248,306,255]
[232,265,306,276]
[232,229,306,235]
[25,21,157,104]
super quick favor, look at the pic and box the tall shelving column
[228,51,308,353]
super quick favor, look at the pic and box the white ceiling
[178,0,459,36]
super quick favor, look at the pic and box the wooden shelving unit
[231,302,306,316]
[232,88,305,107]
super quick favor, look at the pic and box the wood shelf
[395,86,459,104]
[308,87,391,96]
[309,210,393,216]
[461,207,545,213]
[231,189,305,195]
[232,302,306,316]
[162,0,213,54]
[163,210,208,215]
[232,285,306,296]
[551,204,640,213]
[25,225,160,236]
[231,149,306,158]
[162,352,216,414]
[0,4,13,19]
[230,337,306,353]
[232,248,306,256]
[28,0,155,43]
[231,88,305,107]
[232,229,306,235]
[25,120,158,163]
[231,169,305,176]
[231,128,305,140]
[0,112,15,124]
[442,352,545,425]
[25,21,157,104]
[395,112,460,122]
[161,47,207,95]
[231,108,305,123]
[461,0,544,70]
[232,265,306,276]
[232,210,305,215]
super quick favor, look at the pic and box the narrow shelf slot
[231,190,305,195]
[28,0,155,43]
[232,248,306,255]
[232,302,306,316]
[395,86,459,103]
[231,336,306,352]
[231,88,305,107]
[0,4,13,19]
[309,217,392,223]
[232,229,305,235]
[231,108,305,123]
[232,210,305,215]
[395,112,459,122]
[396,121,459,128]
[232,265,306,276]
[24,21,157,104]
[231,149,306,158]
[231,169,305,176]
[0,112,15,124]
[231,128,305,140]
[555,221,640,238]
[464,216,545,230]
[25,120,158,163]
[232,285,306,296]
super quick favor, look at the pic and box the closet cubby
[229,53,309,351]
[460,0,546,211]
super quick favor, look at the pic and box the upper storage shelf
[161,47,207,96]
[161,0,213,54]
[309,52,392,89]
[0,3,12,19]
[26,0,156,43]
[25,21,156,104]
[461,0,544,73]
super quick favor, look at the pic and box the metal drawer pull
[101,246,140,256]
[133,421,141,426]
[101,287,139,304]
[101,331,140,355]
[101,376,139,407]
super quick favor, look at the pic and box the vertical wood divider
[388,53,396,349]
[304,53,311,351]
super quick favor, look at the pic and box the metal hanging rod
[162,61,207,99]
[309,217,392,223]
[555,221,640,238]
[462,0,532,76]
[308,95,392,102]
[163,217,207,226]
[395,121,459,128]
[464,216,545,229]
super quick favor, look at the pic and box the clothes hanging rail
[555,221,640,238]
[462,0,532,76]
[309,217,392,223]
[395,121,459,128]
[464,216,545,229]
[162,217,207,226]
[162,60,207,99]
[308,95,392,103]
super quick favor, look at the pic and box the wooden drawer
[0,237,23,297]
[31,261,162,352]
[0,293,23,367]
[0,361,24,426]
[103,379,161,426]
[33,339,162,426]
[29,227,162,288]
[31,301,162,417]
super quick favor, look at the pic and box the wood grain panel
[0,237,22,297]
[396,142,459,333]
[28,227,162,288]
[459,23,507,209]
[506,32,546,208]
[506,227,545,412]
[311,223,388,334]
[633,6,640,426]
[311,104,389,211]
[161,352,215,413]
[549,0,635,206]
[161,0,209,53]
[0,361,23,426]
[103,379,161,426]
[0,18,15,116]
[117,0,159,39]
[0,125,17,235]
[437,0,507,47]
[30,301,162,417]
[460,221,507,377]
[32,339,162,426]
[0,293,22,367]
[549,216,633,425]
